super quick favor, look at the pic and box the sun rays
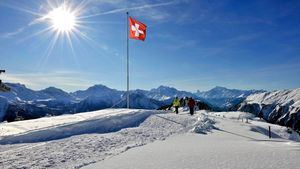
[24,0,90,69]
[46,5,77,33]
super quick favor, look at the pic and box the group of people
[172,97,196,115]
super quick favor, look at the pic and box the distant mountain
[71,84,122,101]
[0,83,266,122]
[196,86,264,99]
[40,87,76,103]
[0,83,49,102]
[195,86,265,110]
[0,83,167,122]
[118,91,164,109]
[146,86,198,101]
[237,88,300,130]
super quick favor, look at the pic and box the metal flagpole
[126,12,130,109]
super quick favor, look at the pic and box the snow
[0,109,299,169]
[86,132,300,169]
[209,111,300,142]
[0,109,200,168]
[0,109,160,139]
[84,111,300,169]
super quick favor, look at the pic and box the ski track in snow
[0,111,204,169]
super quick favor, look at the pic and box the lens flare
[47,5,76,32]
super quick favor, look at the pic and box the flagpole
[126,11,130,109]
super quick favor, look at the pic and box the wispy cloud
[1,27,26,38]
[81,0,179,19]
[1,13,47,38]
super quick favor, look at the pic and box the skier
[188,97,195,115]
[172,97,180,114]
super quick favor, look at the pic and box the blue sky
[0,0,300,92]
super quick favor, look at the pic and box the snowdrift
[0,109,163,144]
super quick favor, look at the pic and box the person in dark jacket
[188,97,195,115]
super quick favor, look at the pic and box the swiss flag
[129,17,147,41]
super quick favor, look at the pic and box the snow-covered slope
[0,109,213,168]
[238,88,300,130]
[86,111,300,169]
[0,109,299,169]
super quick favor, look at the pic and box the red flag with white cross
[129,17,147,41]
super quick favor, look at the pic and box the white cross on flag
[129,17,147,41]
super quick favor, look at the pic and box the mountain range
[0,83,264,122]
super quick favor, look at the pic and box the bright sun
[47,5,76,32]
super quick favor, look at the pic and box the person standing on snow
[188,97,196,115]
[172,97,180,114]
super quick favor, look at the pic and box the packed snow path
[84,112,300,169]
